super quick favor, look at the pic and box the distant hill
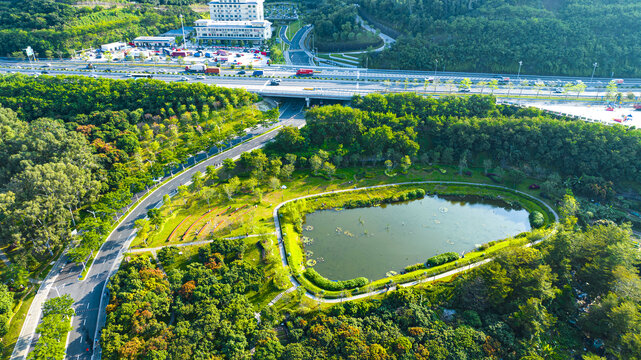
[356,0,641,77]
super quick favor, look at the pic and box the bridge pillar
[305,97,310,107]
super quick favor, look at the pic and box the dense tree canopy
[0,0,199,58]
[358,0,641,77]
[0,74,264,264]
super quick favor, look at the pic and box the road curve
[271,181,558,304]
[10,101,305,360]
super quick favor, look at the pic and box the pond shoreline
[273,181,558,298]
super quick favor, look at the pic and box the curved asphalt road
[11,100,305,360]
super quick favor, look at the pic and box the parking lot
[523,101,641,127]
[81,45,272,68]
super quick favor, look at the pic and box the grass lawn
[1,289,36,360]
[128,163,558,301]
[286,20,302,41]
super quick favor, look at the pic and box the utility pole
[590,62,598,84]
[517,60,523,80]
[434,59,438,77]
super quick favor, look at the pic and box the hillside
[357,0,641,77]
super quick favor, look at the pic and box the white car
[180,76,189,81]
[196,75,205,79]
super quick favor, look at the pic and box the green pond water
[302,194,531,281]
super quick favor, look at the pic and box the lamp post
[517,60,523,80]
[180,14,186,49]
[590,62,598,84]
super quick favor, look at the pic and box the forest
[0,0,199,58]
[303,0,382,52]
[0,73,270,282]
[357,0,641,77]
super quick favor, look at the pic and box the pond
[302,194,531,281]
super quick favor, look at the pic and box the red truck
[171,51,191,57]
[296,68,314,76]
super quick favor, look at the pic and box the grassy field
[286,20,302,41]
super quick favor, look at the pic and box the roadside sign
[24,46,33,57]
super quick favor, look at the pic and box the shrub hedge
[426,252,460,267]
[404,262,426,272]
[303,268,369,291]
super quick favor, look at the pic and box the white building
[195,0,272,43]
[133,36,176,48]
[100,42,126,52]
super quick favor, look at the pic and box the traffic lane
[3,59,639,87]
[0,68,612,98]
[2,65,628,91]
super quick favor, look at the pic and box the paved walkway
[271,181,559,304]
[354,14,395,53]
[0,249,11,267]
[127,233,276,254]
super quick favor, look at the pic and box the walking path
[355,14,395,53]
[127,233,276,254]
[0,249,11,267]
[270,181,558,305]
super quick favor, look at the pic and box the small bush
[404,263,426,272]
[303,268,368,291]
[529,211,545,228]
[462,310,482,328]
[426,252,459,267]
[158,246,180,265]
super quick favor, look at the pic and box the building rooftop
[195,19,271,27]
[159,27,195,37]
[133,36,176,42]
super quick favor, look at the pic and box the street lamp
[434,59,438,77]
[590,62,598,84]
[517,60,523,80]
[179,14,186,49]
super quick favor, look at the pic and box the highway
[2,56,640,90]
[0,60,632,102]
[10,100,305,360]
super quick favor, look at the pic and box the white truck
[185,64,207,72]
